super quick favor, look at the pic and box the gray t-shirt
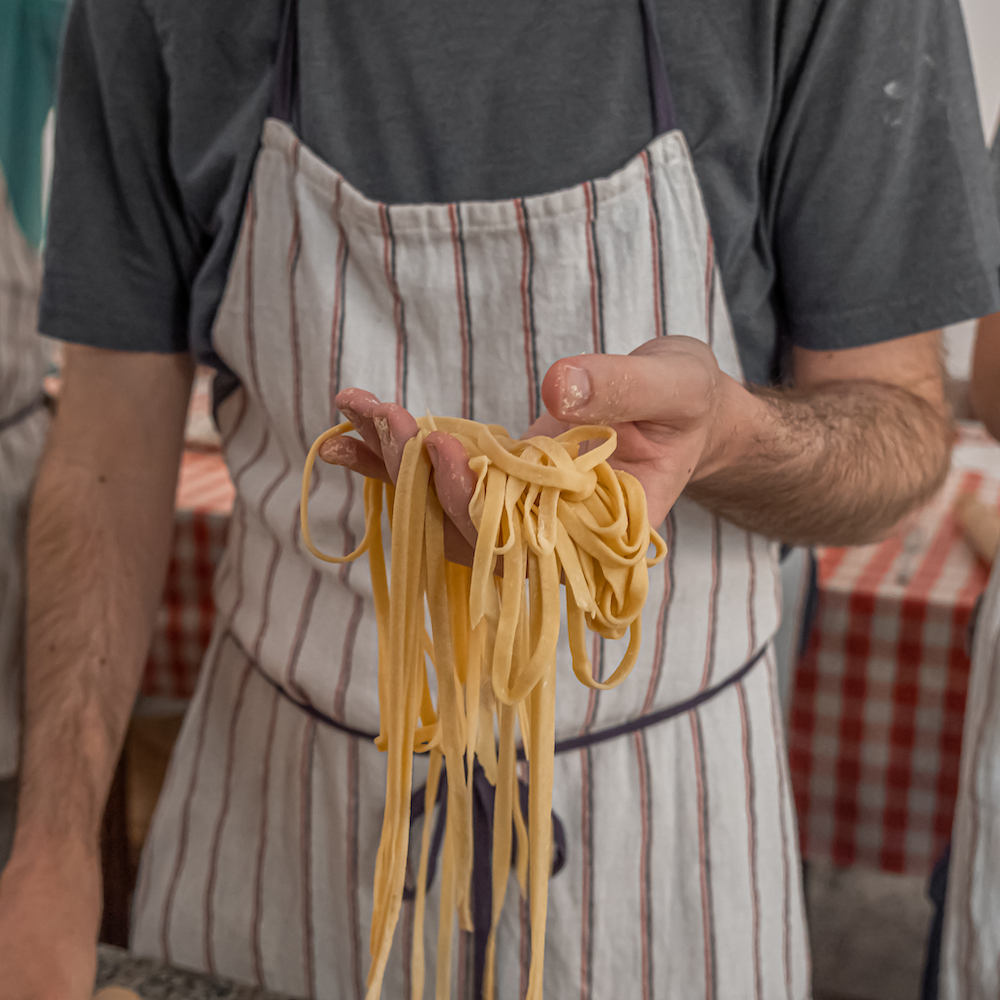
[39,0,1000,386]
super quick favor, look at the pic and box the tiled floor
[809,861,934,1000]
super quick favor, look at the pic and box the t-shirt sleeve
[38,0,195,352]
[768,0,1000,351]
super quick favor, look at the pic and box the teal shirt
[0,0,67,248]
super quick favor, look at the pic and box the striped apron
[0,165,49,781]
[132,2,811,996]
[940,559,1000,999]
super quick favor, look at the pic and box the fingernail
[425,438,439,467]
[561,365,591,412]
[339,406,358,426]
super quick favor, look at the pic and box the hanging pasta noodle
[301,417,666,1000]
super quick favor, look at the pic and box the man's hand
[325,330,949,549]
[0,842,101,999]
[328,338,726,537]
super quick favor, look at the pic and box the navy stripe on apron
[515,198,541,424]
[449,203,475,421]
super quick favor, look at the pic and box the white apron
[133,2,811,996]
[940,557,1000,999]
[0,165,49,780]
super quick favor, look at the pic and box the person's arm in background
[0,346,192,998]
[971,311,1000,441]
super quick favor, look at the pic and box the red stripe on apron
[300,716,317,999]
[379,204,407,408]
[284,569,320,699]
[333,468,366,724]
[634,729,654,1000]
[579,631,602,1000]
[644,511,676,712]
[737,681,763,1000]
[578,746,594,1000]
[583,182,601,355]
[347,737,364,999]
[204,656,254,974]
[252,457,292,641]
[160,633,230,962]
[766,650,795,1000]
[691,710,716,1000]
[641,151,665,339]
[251,686,282,987]
[745,533,758,656]
[243,187,262,391]
[700,518,722,690]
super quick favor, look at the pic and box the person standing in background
[0,0,65,869]
[935,135,1000,1000]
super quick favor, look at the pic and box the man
[1,0,998,997]
[931,139,1000,1000]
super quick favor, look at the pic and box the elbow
[970,377,1000,445]
[831,415,952,548]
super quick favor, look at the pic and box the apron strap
[0,391,48,436]
[639,0,677,136]
[268,0,677,137]
[269,0,300,127]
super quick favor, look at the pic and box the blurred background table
[789,423,1000,876]
[140,371,231,704]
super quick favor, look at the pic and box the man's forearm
[16,458,174,855]
[688,377,951,547]
[10,349,192,867]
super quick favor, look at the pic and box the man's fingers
[335,388,419,484]
[318,436,391,482]
[540,336,721,428]
[336,387,387,460]
[371,402,419,482]
[426,430,478,547]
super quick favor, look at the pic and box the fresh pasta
[301,416,666,1000]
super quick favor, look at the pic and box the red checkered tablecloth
[141,450,232,700]
[789,427,1000,876]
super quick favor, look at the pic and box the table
[141,368,232,702]
[97,945,286,999]
[789,423,1000,876]
[142,450,231,701]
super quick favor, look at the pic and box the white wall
[945,0,1000,379]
